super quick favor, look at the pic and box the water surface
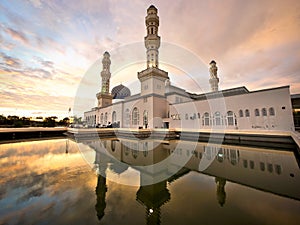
[0,138,300,225]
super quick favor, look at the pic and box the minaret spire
[209,60,220,92]
[96,51,113,108]
[144,5,160,68]
[101,51,111,93]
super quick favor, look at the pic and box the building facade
[84,5,294,131]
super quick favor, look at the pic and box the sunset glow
[1,0,299,118]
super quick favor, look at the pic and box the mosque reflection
[84,138,300,224]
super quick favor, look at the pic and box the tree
[43,117,56,127]
[58,117,70,126]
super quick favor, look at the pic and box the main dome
[111,84,131,99]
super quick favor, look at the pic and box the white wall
[169,86,294,131]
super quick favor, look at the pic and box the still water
[0,138,300,225]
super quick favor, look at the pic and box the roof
[189,86,249,100]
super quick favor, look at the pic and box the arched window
[203,112,210,126]
[104,112,108,124]
[197,113,200,119]
[125,109,130,125]
[227,111,234,126]
[229,150,239,165]
[132,107,139,125]
[143,142,148,157]
[245,109,250,117]
[255,109,260,116]
[111,140,116,152]
[239,110,243,117]
[112,111,117,123]
[262,108,267,116]
[185,114,188,120]
[214,111,221,126]
[269,107,275,116]
[100,113,103,124]
[132,149,138,159]
[143,110,148,127]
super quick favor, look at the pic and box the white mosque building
[84,5,294,132]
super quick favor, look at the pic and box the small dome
[210,60,216,65]
[111,84,131,99]
[147,5,157,12]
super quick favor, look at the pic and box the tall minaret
[96,52,113,108]
[209,60,220,92]
[101,51,111,93]
[144,5,160,68]
[137,5,169,129]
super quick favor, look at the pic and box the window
[112,111,117,123]
[262,108,267,116]
[197,113,200,119]
[269,107,275,116]
[227,111,234,126]
[203,112,210,126]
[125,109,130,125]
[100,113,104,124]
[267,163,273,173]
[255,109,260,116]
[250,160,254,169]
[239,110,244,117]
[185,114,188,120]
[104,112,108,124]
[132,107,139,125]
[275,164,281,175]
[229,149,239,165]
[215,111,221,125]
[132,150,138,159]
[111,140,116,152]
[143,110,148,127]
[245,109,250,117]
[243,160,248,168]
[260,162,265,171]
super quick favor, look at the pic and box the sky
[0,0,299,119]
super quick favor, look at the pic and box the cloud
[33,56,54,68]
[4,27,29,44]
[0,0,300,118]
[0,52,22,68]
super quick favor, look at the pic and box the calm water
[0,138,300,225]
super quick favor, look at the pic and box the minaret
[138,5,169,98]
[101,51,111,93]
[137,5,169,128]
[96,52,113,108]
[144,5,160,68]
[209,60,220,92]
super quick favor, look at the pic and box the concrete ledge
[0,127,67,141]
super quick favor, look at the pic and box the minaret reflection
[65,139,69,154]
[136,181,170,225]
[95,174,107,220]
[215,177,227,207]
[94,150,109,221]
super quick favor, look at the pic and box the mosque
[84,5,295,131]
